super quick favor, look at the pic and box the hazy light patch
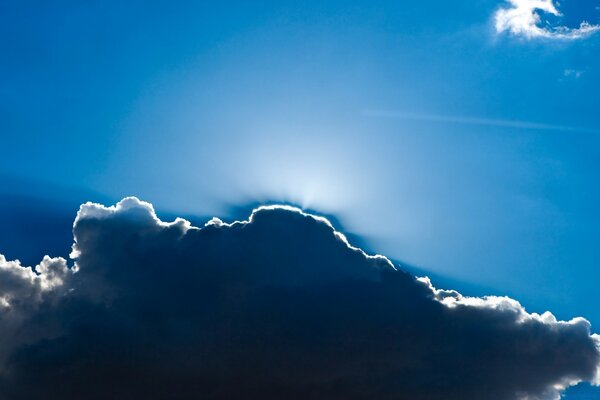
[188,117,383,230]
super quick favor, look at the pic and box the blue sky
[2,1,600,397]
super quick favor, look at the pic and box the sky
[1,1,600,398]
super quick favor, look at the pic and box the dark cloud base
[0,198,598,400]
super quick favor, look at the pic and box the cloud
[564,69,584,79]
[362,109,600,133]
[0,254,70,370]
[0,197,599,399]
[494,0,600,40]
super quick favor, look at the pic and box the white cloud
[0,254,70,370]
[494,0,600,40]
[0,254,69,308]
[564,69,584,78]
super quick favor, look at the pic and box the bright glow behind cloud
[494,0,600,40]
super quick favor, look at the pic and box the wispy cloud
[494,0,600,40]
[362,109,599,133]
[563,69,583,79]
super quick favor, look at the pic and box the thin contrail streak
[362,110,599,134]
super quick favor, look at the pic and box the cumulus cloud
[0,197,599,399]
[0,254,70,369]
[494,0,600,40]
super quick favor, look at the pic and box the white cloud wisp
[494,0,600,40]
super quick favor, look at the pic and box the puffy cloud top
[0,197,599,399]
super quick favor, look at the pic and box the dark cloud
[0,197,598,400]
